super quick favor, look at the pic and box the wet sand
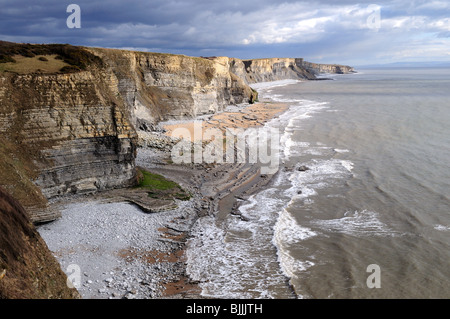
[163,102,288,141]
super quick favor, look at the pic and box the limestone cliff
[0,42,356,299]
[300,61,355,75]
[223,57,317,84]
[0,42,353,224]
[0,43,257,223]
[212,57,354,85]
[0,49,138,222]
[88,48,256,129]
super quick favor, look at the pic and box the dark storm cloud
[0,0,449,64]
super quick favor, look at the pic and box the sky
[1,0,449,66]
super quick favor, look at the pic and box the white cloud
[429,18,450,31]
[2,0,450,64]
[417,1,450,10]
[91,1,450,63]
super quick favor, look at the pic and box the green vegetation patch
[136,167,191,201]
[138,169,179,190]
[250,88,259,103]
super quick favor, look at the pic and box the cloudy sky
[1,0,449,66]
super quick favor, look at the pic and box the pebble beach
[37,99,286,299]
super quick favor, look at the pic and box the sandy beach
[163,102,288,141]
[37,100,289,299]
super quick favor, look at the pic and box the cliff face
[300,61,355,74]
[0,187,80,298]
[0,42,354,224]
[0,44,257,223]
[0,65,137,222]
[0,42,356,298]
[214,57,354,84]
[89,49,255,129]
[222,57,315,84]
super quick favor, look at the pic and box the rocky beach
[0,41,354,299]
[37,98,290,299]
[3,0,449,302]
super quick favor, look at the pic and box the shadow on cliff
[0,186,80,299]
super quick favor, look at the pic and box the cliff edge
[212,56,354,84]
[88,48,256,130]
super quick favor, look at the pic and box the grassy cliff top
[0,54,70,74]
[0,41,103,74]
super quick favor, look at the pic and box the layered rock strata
[225,57,316,84]
[300,60,355,74]
[0,43,354,223]
[89,48,256,128]
[0,46,257,222]
[0,68,137,222]
[213,56,354,85]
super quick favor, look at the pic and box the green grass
[138,170,180,191]
[136,168,191,201]
[250,88,259,103]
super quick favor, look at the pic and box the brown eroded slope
[0,186,80,299]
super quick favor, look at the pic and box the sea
[185,67,450,298]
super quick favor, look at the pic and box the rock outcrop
[0,42,356,299]
[224,57,316,84]
[0,44,257,223]
[88,48,256,129]
[0,42,354,224]
[300,61,355,74]
[0,60,138,222]
[212,57,354,85]
[0,186,80,298]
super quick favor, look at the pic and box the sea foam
[311,209,397,237]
